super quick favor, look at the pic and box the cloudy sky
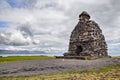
[0,0,120,56]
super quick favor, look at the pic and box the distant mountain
[0,50,47,54]
[0,49,64,56]
[0,50,15,54]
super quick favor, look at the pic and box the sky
[0,0,120,56]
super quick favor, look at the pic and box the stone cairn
[64,11,108,57]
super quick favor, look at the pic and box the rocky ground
[0,57,120,76]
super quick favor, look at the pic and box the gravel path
[0,58,120,76]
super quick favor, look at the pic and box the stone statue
[64,11,108,57]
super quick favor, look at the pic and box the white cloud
[0,0,11,10]
[0,0,120,55]
[0,29,39,46]
[4,46,24,51]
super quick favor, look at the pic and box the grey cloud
[0,27,38,46]
[18,23,33,37]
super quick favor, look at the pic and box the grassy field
[0,64,120,80]
[0,56,120,80]
[0,56,54,64]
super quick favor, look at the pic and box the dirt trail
[0,58,120,76]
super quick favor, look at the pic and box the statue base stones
[55,56,110,60]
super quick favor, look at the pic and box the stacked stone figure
[64,11,108,57]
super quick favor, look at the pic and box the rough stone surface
[64,11,108,57]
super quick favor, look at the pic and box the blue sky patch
[0,21,9,27]
[7,0,25,8]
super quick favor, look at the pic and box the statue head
[79,11,90,21]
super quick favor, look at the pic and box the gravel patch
[0,58,120,76]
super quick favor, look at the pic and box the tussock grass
[112,56,120,58]
[0,56,54,64]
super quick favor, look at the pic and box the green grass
[0,56,55,64]
[0,64,120,80]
